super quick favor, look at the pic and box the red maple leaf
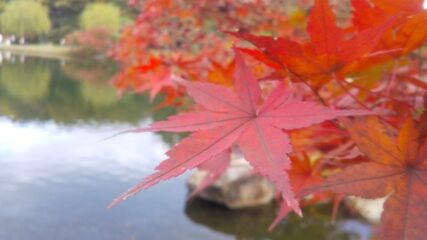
[109,49,370,215]
[114,57,173,98]
[301,117,427,240]
[113,57,185,106]
[230,0,396,88]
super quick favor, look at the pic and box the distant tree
[79,3,121,34]
[0,0,51,39]
[39,0,132,42]
[39,0,88,42]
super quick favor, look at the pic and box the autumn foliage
[111,0,427,239]
[66,27,115,58]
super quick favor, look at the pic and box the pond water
[0,54,372,240]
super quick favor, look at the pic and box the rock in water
[345,196,386,224]
[187,156,275,209]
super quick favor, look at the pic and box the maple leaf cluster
[111,0,302,105]
[111,0,427,239]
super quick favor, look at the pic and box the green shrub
[79,3,121,34]
[0,0,51,38]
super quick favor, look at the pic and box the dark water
[0,54,372,240]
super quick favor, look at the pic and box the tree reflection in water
[185,199,371,240]
[0,57,51,103]
[0,56,161,124]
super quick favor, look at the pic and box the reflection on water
[186,199,371,240]
[63,60,119,108]
[0,56,175,124]
[0,59,51,103]
[0,55,372,239]
[0,118,167,183]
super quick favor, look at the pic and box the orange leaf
[371,0,424,14]
[207,60,235,86]
[302,117,427,240]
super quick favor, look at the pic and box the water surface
[0,54,372,240]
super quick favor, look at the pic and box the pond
[0,54,372,240]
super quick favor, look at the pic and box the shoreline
[0,44,74,60]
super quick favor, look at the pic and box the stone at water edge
[187,155,385,223]
[345,196,387,224]
[187,157,275,209]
